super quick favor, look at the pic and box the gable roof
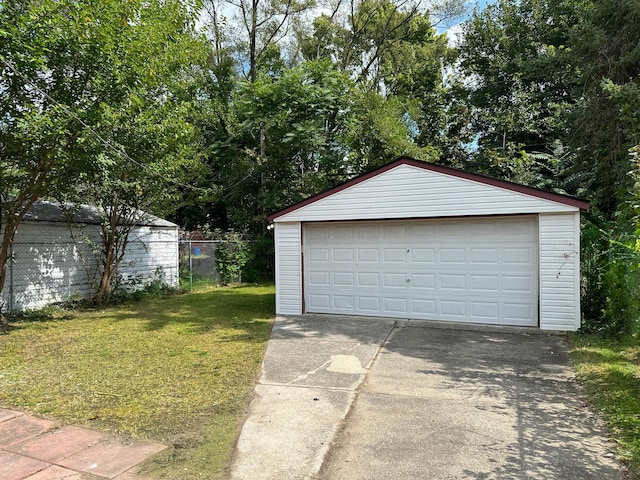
[22,201,177,228]
[268,157,589,222]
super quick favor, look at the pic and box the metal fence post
[188,239,193,293]
[9,239,14,313]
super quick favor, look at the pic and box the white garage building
[268,157,590,331]
[1,201,179,313]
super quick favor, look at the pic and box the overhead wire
[0,54,213,194]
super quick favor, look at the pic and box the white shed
[1,201,179,313]
[268,157,590,331]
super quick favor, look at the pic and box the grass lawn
[569,333,640,479]
[0,284,275,479]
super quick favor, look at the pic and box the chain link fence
[1,222,179,315]
[179,239,222,290]
[179,231,273,290]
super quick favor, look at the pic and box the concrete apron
[229,315,624,480]
[229,315,395,480]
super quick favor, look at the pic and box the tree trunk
[249,0,259,82]
[0,194,40,314]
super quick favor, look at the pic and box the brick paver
[59,440,167,478]
[7,426,105,463]
[0,408,166,480]
[0,416,57,448]
[0,450,49,480]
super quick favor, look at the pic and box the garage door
[303,216,538,326]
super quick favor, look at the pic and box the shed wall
[274,222,302,315]
[275,164,578,223]
[539,212,581,330]
[0,221,178,312]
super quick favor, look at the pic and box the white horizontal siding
[118,226,179,288]
[275,222,302,315]
[1,221,178,313]
[275,164,578,223]
[539,212,581,331]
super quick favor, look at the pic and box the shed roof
[268,157,590,222]
[22,201,177,228]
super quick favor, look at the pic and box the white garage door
[303,216,539,326]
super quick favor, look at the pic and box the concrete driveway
[230,315,624,479]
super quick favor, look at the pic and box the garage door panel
[358,225,379,240]
[303,217,538,326]
[309,271,330,286]
[334,295,355,310]
[358,248,379,262]
[383,273,407,288]
[383,297,408,314]
[308,248,329,262]
[440,274,466,290]
[333,248,354,262]
[471,301,499,318]
[383,225,405,239]
[503,248,535,264]
[358,296,380,311]
[440,248,466,264]
[307,226,330,241]
[358,272,380,287]
[440,299,467,316]
[383,248,407,262]
[411,273,436,289]
[411,248,435,263]
[411,298,436,314]
[503,303,534,322]
[503,275,534,293]
[407,224,437,237]
[471,248,499,264]
[308,294,330,309]
[470,275,499,292]
[332,226,354,241]
[333,272,354,286]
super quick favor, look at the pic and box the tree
[296,0,458,167]
[202,0,315,82]
[455,0,583,182]
[0,0,208,309]
[210,59,356,232]
[568,0,640,218]
[454,0,640,335]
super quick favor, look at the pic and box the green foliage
[457,0,581,156]
[205,59,357,232]
[0,0,209,306]
[242,235,275,283]
[568,0,640,217]
[111,268,181,304]
[215,237,251,285]
[454,0,640,338]
[581,216,640,336]
[570,334,640,476]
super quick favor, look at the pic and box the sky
[443,0,495,44]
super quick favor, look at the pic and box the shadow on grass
[107,287,275,338]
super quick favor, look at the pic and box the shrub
[215,238,250,285]
[581,216,640,336]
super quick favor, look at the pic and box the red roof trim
[267,157,590,221]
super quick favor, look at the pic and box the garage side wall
[275,222,302,315]
[539,212,581,331]
[0,222,179,313]
[119,226,179,288]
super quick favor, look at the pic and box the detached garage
[268,157,589,331]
